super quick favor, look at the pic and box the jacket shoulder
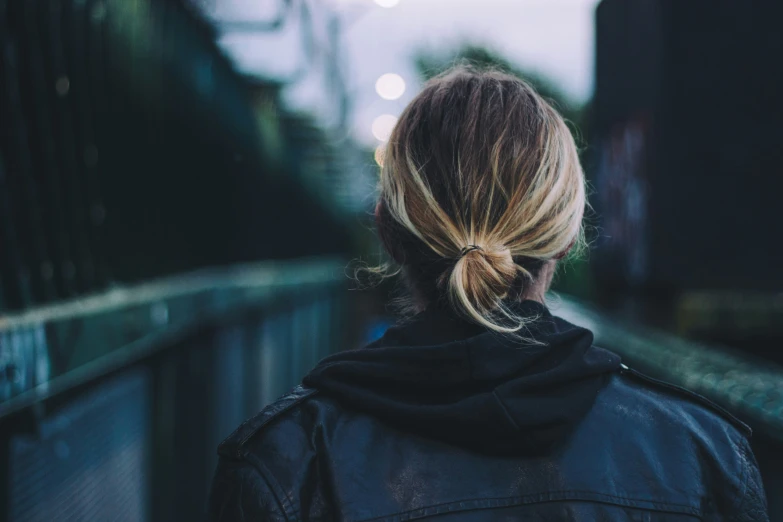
[597,368,767,520]
[218,385,319,460]
[616,364,752,437]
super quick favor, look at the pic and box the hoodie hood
[303,301,621,454]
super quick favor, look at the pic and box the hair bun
[448,243,517,319]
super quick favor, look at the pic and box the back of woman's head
[376,67,585,334]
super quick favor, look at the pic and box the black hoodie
[303,301,622,455]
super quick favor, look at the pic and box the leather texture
[208,370,768,522]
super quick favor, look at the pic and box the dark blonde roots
[377,67,585,334]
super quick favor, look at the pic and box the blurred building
[592,0,783,298]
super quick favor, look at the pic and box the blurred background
[0,0,782,520]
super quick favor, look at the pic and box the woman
[208,68,768,521]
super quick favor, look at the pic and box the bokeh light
[373,0,399,7]
[375,73,406,100]
[371,114,397,142]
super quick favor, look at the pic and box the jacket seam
[620,367,752,436]
[357,490,701,522]
[244,452,300,522]
[223,388,319,459]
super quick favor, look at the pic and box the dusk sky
[213,0,600,143]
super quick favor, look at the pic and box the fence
[0,257,349,522]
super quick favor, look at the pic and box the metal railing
[0,257,350,522]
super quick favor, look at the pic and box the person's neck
[408,259,555,313]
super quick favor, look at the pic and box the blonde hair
[375,67,585,334]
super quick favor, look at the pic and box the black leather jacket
[208,302,768,521]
